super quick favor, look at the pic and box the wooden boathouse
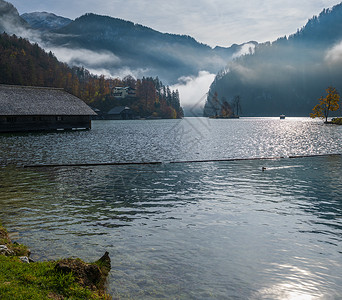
[107,106,134,120]
[0,85,96,132]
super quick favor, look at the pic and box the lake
[0,117,341,299]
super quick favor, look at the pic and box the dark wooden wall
[0,115,92,132]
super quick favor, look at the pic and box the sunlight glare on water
[0,118,341,299]
[0,117,341,166]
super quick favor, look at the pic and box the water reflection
[255,263,338,299]
[1,118,342,166]
[0,155,341,299]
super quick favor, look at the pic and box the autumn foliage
[0,33,183,119]
[310,87,340,122]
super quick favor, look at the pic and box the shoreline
[0,222,111,299]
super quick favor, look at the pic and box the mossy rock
[55,252,111,295]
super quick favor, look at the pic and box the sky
[9,0,340,47]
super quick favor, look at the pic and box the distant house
[90,107,105,120]
[112,86,136,99]
[107,106,133,120]
[0,85,97,132]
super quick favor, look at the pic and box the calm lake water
[0,117,342,299]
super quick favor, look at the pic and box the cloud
[232,42,256,59]
[87,66,150,79]
[47,47,121,67]
[0,1,43,44]
[10,0,340,47]
[171,71,216,109]
[325,41,342,65]
[47,47,151,79]
[231,63,258,83]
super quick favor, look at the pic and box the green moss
[93,252,111,290]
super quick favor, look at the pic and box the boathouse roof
[0,85,96,116]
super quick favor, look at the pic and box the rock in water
[95,251,111,276]
[55,252,111,291]
[55,258,101,290]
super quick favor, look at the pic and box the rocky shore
[0,222,111,299]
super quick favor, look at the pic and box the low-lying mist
[205,4,342,117]
[171,71,216,116]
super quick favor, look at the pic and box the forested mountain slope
[204,3,342,117]
[0,33,183,118]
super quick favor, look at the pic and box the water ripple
[1,119,342,299]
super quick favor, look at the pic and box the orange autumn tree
[310,87,340,123]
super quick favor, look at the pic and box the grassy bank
[332,117,342,125]
[0,223,111,299]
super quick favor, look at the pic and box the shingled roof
[0,85,96,116]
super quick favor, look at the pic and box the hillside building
[112,86,136,99]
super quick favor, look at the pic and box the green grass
[0,222,110,299]
[0,255,108,299]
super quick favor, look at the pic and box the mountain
[21,12,72,31]
[39,13,254,83]
[204,3,342,117]
[0,33,184,119]
[0,0,28,34]
[0,0,257,86]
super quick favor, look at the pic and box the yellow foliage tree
[310,87,340,123]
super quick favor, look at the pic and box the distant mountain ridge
[41,13,254,83]
[0,0,256,84]
[21,12,72,31]
[3,0,341,117]
[0,0,259,87]
[204,2,342,117]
